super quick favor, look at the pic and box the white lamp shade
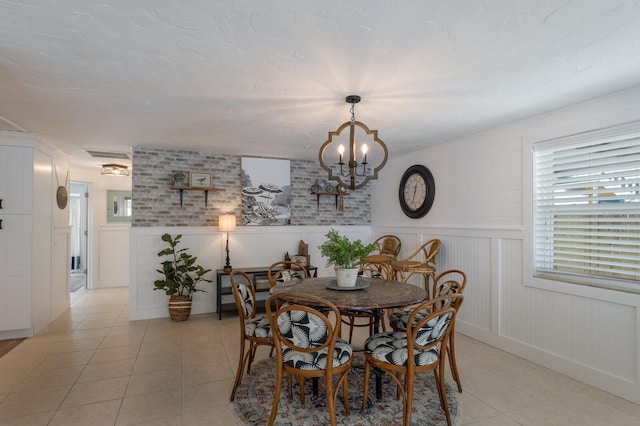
[218,214,237,232]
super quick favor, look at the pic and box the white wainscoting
[129,225,371,321]
[97,225,130,288]
[374,225,640,405]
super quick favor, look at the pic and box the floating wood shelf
[171,186,216,207]
[311,191,345,210]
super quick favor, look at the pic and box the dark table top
[271,277,427,312]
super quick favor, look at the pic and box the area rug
[231,354,460,425]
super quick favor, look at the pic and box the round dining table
[271,276,427,399]
[271,276,427,323]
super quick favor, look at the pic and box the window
[533,122,640,291]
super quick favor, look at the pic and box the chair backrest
[432,269,466,310]
[266,292,341,357]
[230,270,257,321]
[422,239,441,266]
[406,294,462,365]
[375,235,402,257]
[267,261,309,288]
[358,260,393,280]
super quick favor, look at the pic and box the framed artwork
[106,190,132,223]
[241,157,291,225]
[291,255,308,267]
[190,172,211,188]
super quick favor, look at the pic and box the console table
[216,265,318,319]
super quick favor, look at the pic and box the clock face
[399,165,435,218]
[403,173,427,210]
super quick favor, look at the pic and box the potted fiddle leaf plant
[154,233,212,321]
[319,229,377,287]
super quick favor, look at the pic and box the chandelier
[318,95,388,190]
[101,164,129,176]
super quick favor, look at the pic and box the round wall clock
[399,164,435,218]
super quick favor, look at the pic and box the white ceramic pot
[335,267,359,287]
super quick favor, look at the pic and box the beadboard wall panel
[499,238,637,382]
[373,224,640,404]
[97,226,131,288]
[129,225,371,320]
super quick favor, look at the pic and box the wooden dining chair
[340,260,393,343]
[390,238,441,293]
[267,260,309,288]
[229,270,273,401]
[388,269,467,392]
[361,294,463,426]
[266,292,353,426]
[362,235,402,264]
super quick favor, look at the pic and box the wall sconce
[101,164,129,176]
[218,214,237,272]
[318,95,388,190]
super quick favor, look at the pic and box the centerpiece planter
[335,267,359,288]
[154,233,212,321]
[319,229,378,288]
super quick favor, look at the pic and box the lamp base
[223,266,232,273]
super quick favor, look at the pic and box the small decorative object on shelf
[310,179,326,193]
[190,171,212,188]
[171,171,186,186]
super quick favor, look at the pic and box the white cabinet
[0,145,32,214]
[0,214,32,331]
[0,141,54,337]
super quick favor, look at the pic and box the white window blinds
[533,122,640,291]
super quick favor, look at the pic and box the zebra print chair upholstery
[361,294,462,426]
[229,270,273,401]
[388,269,467,391]
[266,292,353,426]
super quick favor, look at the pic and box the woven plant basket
[168,295,192,322]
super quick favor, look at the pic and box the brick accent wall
[132,147,371,227]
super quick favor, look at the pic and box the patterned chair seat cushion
[364,331,440,366]
[282,337,353,370]
[246,316,272,338]
[388,310,425,330]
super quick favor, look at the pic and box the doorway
[69,182,89,293]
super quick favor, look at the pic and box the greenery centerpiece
[318,229,377,287]
[154,233,212,321]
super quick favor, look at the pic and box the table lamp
[218,214,237,272]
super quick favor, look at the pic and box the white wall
[129,225,370,320]
[370,85,640,404]
[71,165,131,288]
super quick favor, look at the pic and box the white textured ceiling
[1,1,640,169]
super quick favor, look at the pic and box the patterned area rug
[231,353,460,425]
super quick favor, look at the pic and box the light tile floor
[1,287,639,425]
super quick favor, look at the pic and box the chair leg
[360,360,371,412]
[341,371,350,415]
[325,374,337,426]
[247,344,257,374]
[299,375,305,404]
[404,370,414,426]
[268,365,284,426]
[433,366,452,426]
[348,317,355,344]
[448,334,462,392]
[230,339,247,401]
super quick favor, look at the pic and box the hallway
[1,287,639,425]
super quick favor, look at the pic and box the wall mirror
[107,190,132,223]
